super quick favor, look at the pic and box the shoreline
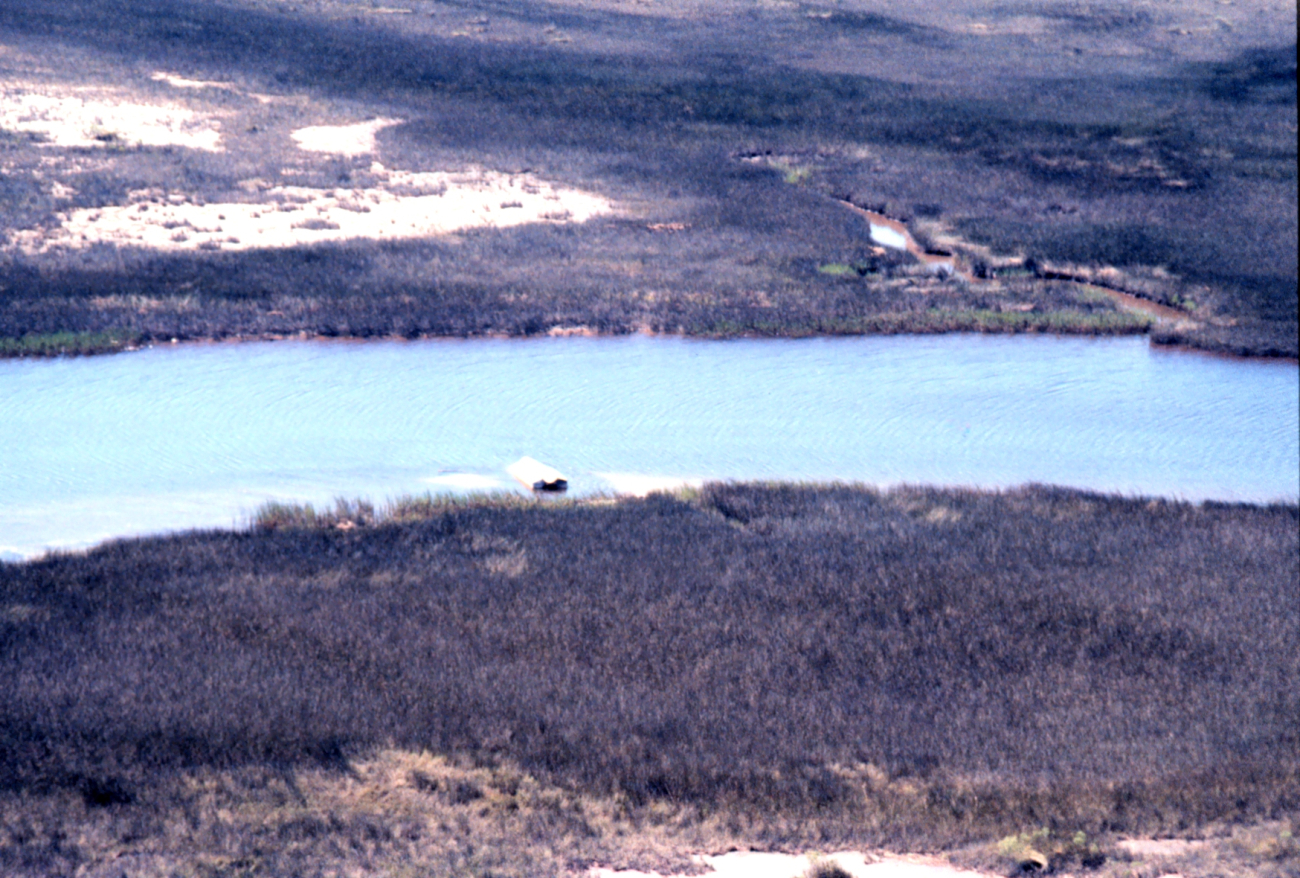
[6,481,1297,568]
[6,312,1295,362]
[5,198,1291,360]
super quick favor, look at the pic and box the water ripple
[1,334,1296,557]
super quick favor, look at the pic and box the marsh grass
[688,307,1151,337]
[251,491,581,531]
[1,483,1296,875]
[911,308,1152,334]
[0,251,1155,355]
[0,329,140,357]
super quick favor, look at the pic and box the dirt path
[838,201,974,282]
[836,200,1197,328]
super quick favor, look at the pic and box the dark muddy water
[1,334,1296,558]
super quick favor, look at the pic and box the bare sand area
[591,850,1001,878]
[0,77,224,151]
[11,161,613,254]
[0,57,616,256]
[290,117,403,156]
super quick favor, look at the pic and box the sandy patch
[957,16,1054,36]
[1114,838,1209,858]
[593,850,1000,878]
[420,473,508,491]
[596,473,704,497]
[150,71,234,91]
[0,84,223,151]
[291,118,404,156]
[9,164,614,254]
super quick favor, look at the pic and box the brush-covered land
[2,484,1297,876]
[0,0,1295,357]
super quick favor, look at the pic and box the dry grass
[3,757,1293,876]
[0,749,742,877]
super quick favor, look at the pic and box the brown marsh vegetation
[1,484,1296,875]
[0,0,1295,356]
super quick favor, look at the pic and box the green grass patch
[996,827,1104,873]
[817,263,858,277]
[1073,284,1115,304]
[783,165,814,185]
[0,330,142,358]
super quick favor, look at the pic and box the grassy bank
[0,329,140,357]
[0,261,1154,356]
[2,484,1296,875]
[687,307,1154,338]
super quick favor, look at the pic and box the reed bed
[2,483,1296,875]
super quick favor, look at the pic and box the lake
[1,333,1296,558]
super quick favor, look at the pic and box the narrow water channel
[1,334,1296,558]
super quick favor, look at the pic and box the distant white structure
[507,457,568,492]
[868,222,910,250]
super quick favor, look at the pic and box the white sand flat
[0,86,223,151]
[9,165,613,254]
[291,118,404,156]
[595,473,704,497]
[420,473,507,491]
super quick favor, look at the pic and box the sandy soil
[1,43,616,256]
[0,81,224,151]
[10,161,613,254]
[1115,838,1209,859]
[591,851,1002,878]
[420,472,510,491]
[290,117,403,156]
[594,473,705,497]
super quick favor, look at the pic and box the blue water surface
[1,334,1296,557]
